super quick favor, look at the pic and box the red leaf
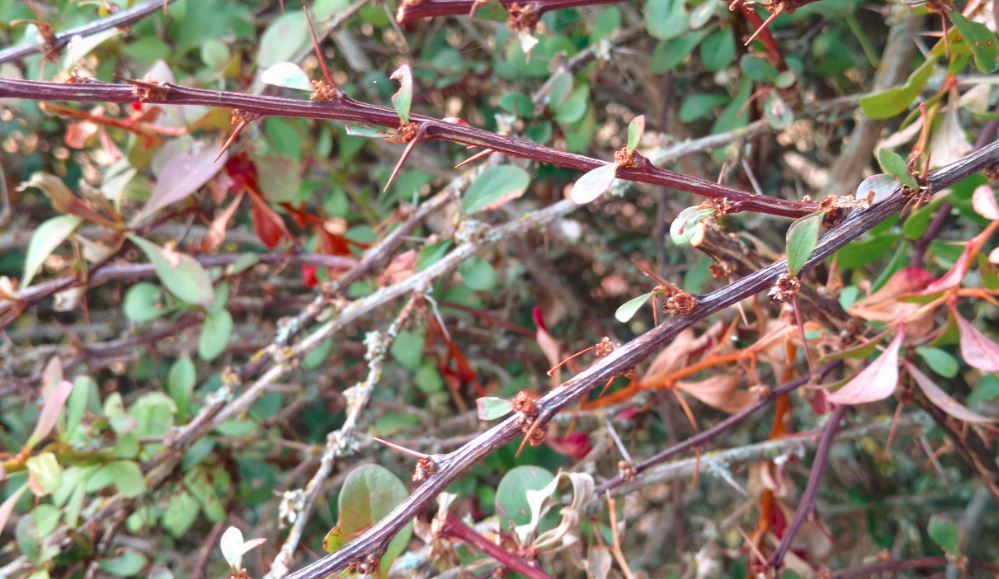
[922,224,998,294]
[546,432,592,460]
[676,374,754,414]
[248,192,291,248]
[224,153,259,193]
[954,310,999,372]
[826,331,903,405]
[301,264,318,288]
[905,361,996,423]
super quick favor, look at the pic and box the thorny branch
[0,77,820,218]
[0,0,179,65]
[285,142,999,579]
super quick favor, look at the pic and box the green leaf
[459,257,497,290]
[499,92,534,118]
[928,514,960,554]
[256,12,308,69]
[163,491,200,537]
[495,465,555,527]
[591,6,621,42]
[948,11,998,73]
[861,57,936,119]
[461,165,531,214]
[416,239,452,271]
[65,377,92,441]
[645,0,689,40]
[415,362,443,393]
[105,460,146,498]
[124,282,168,323]
[700,29,736,72]
[390,64,413,124]
[477,397,514,420]
[876,149,918,190]
[344,124,395,139]
[168,355,196,419]
[128,235,215,307]
[786,212,823,276]
[26,452,62,496]
[338,464,412,573]
[626,115,645,152]
[679,93,729,123]
[740,55,777,82]
[968,374,999,406]
[391,330,425,370]
[98,549,148,576]
[915,347,959,378]
[198,309,233,361]
[22,215,82,288]
[650,30,708,73]
[615,291,654,323]
[261,62,313,92]
[670,206,713,245]
[570,163,617,204]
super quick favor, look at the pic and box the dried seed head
[709,262,733,279]
[594,337,616,357]
[618,460,638,482]
[506,3,540,31]
[664,290,696,315]
[413,456,436,482]
[768,274,800,303]
[528,424,547,447]
[512,389,540,418]
[310,79,339,101]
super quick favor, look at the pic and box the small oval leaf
[128,235,215,307]
[260,62,313,91]
[855,173,900,207]
[22,215,82,288]
[570,163,617,204]
[785,211,823,276]
[626,115,645,152]
[670,206,713,245]
[461,165,531,214]
[615,291,654,323]
[955,311,999,372]
[390,64,413,124]
[477,397,514,420]
[876,148,918,190]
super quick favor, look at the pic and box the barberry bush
[1,0,999,577]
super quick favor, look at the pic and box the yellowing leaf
[129,235,215,306]
[22,215,82,288]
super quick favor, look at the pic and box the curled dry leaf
[921,223,999,295]
[850,267,935,336]
[954,310,999,372]
[826,331,903,405]
[677,374,754,414]
[905,361,996,423]
[202,194,244,252]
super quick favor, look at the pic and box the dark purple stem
[770,404,848,570]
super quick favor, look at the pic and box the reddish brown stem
[0,78,818,218]
[439,513,552,579]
